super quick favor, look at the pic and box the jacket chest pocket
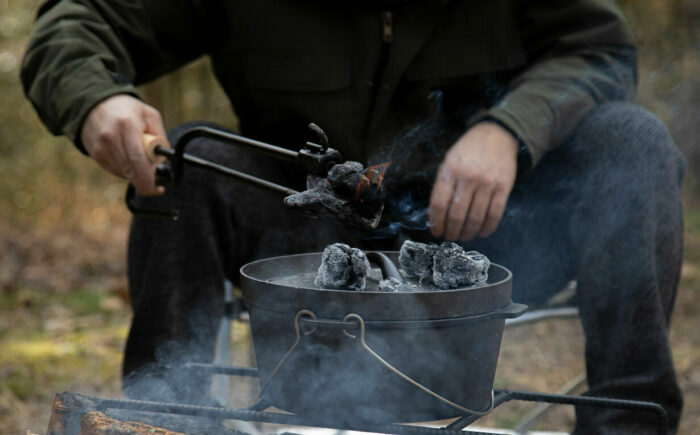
[241,51,350,93]
[230,50,354,151]
[405,1,526,83]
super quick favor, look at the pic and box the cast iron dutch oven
[240,251,526,424]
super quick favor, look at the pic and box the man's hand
[80,94,167,196]
[428,121,518,241]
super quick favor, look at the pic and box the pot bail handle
[342,313,495,416]
[259,309,317,394]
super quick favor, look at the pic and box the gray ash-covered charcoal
[284,187,345,217]
[399,240,438,280]
[464,251,490,283]
[284,188,383,229]
[327,161,365,195]
[283,161,384,230]
[305,174,328,190]
[378,277,412,293]
[315,243,371,290]
[432,243,490,289]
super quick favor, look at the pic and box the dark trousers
[125,102,684,433]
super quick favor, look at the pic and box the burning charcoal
[432,243,490,289]
[305,174,327,189]
[378,277,412,293]
[284,187,383,229]
[327,161,365,195]
[284,160,388,230]
[315,243,371,290]
[399,240,438,280]
[327,161,384,220]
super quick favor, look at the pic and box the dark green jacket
[22,0,636,166]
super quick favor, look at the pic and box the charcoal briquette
[305,174,327,189]
[327,161,365,195]
[284,187,383,229]
[432,243,490,289]
[315,243,371,290]
[284,161,383,229]
[398,240,438,280]
[378,277,412,293]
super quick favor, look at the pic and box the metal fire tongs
[126,123,343,220]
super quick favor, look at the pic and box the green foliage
[684,206,700,277]
[0,0,236,231]
[618,0,700,193]
[0,286,130,429]
[686,206,700,236]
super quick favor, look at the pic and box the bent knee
[569,101,685,183]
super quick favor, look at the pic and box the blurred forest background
[1,0,699,433]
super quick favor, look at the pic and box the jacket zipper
[364,10,395,150]
[381,11,394,43]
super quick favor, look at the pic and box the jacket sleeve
[476,0,637,168]
[21,0,223,150]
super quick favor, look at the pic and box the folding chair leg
[213,279,234,404]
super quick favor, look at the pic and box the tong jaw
[298,123,343,177]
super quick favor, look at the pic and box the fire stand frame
[77,374,668,435]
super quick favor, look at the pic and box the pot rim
[240,250,512,294]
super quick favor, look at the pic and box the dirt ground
[0,206,698,434]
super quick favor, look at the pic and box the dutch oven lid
[240,251,513,321]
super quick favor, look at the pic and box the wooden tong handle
[142,133,170,163]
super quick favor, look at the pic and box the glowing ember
[367,162,392,189]
[284,161,386,229]
[355,162,391,200]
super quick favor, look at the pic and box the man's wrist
[481,116,532,177]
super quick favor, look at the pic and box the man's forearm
[21,0,214,150]
[472,0,637,167]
